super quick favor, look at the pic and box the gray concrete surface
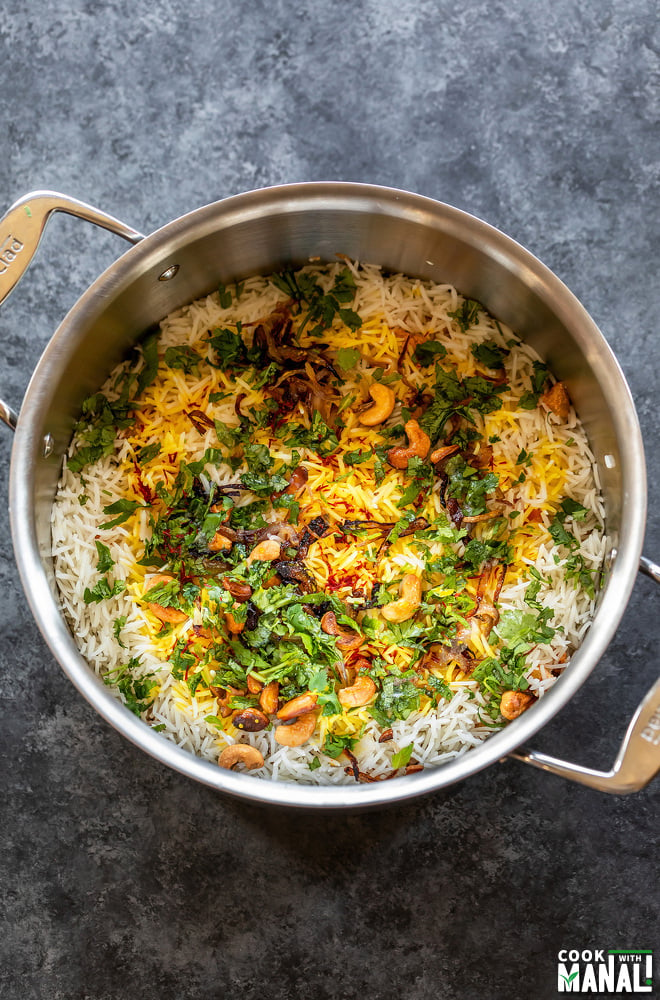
[0,1,658,997]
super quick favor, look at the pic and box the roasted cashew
[218,743,265,770]
[276,692,318,721]
[144,573,188,624]
[247,538,281,567]
[320,611,363,652]
[381,574,423,623]
[500,690,535,720]
[387,419,431,469]
[209,531,233,553]
[246,674,263,695]
[429,443,460,464]
[146,603,188,624]
[274,711,317,747]
[359,383,396,426]
[259,680,280,715]
[338,675,377,708]
[224,611,245,634]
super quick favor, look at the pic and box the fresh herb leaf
[241,471,288,495]
[100,498,143,529]
[208,326,246,367]
[113,615,127,648]
[164,345,202,375]
[471,340,509,369]
[560,498,589,521]
[391,743,414,768]
[217,282,232,308]
[494,607,555,649]
[413,340,447,366]
[370,675,420,726]
[136,442,161,465]
[462,537,512,572]
[136,327,160,396]
[344,448,372,466]
[95,540,115,574]
[84,577,127,604]
[323,733,357,759]
[519,360,550,409]
[448,298,481,332]
[336,347,361,370]
[445,455,499,517]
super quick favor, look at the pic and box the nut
[209,530,233,552]
[143,574,189,624]
[276,692,318,721]
[338,676,377,708]
[259,680,280,715]
[429,443,460,464]
[381,573,422,623]
[359,383,396,426]
[218,743,265,770]
[247,538,281,567]
[224,611,245,634]
[246,674,263,695]
[274,712,317,747]
[320,611,363,651]
[232,707,269,732]
[276,465,309,495]
[146,603,188,625]
[500,690,536,720]
[222,577,253,602]
[540,381,570,420]
[387,419,431,469]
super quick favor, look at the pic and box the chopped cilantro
[113,615,127,649]
[217,282,232,308]
[95,540,115,574]
[344,448,372,466]
[370,675,421,726]
[413,340,447,366]
[323,733,357,759]
[448,298,481,332]
[100,498,143,529]
[136,441,161,465]
[83,577,126,604]
[164,345,202,375]
[208,326,246,367]
[336,347,361,370]
[471,340,509,369]
[445,455,499,517]
[519,360,550,409]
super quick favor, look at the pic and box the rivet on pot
[604,454,616,469]
[43,433,54,457]
[158,264,180,281]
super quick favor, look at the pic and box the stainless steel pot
[1,183,658,808]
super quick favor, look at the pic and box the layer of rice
[51,261,607,784]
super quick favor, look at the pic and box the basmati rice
[51,261,607,784]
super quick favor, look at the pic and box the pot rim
[8,181,647,808]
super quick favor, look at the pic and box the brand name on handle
[0,235,24,274]
[640,703,660,746]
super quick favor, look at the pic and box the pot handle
[511,556,660,793]
[0,190,145,430]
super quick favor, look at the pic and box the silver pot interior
[10,183,646,807]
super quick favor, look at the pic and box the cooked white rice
[51,261,607,784]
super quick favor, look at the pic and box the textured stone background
[0,2,658,998]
